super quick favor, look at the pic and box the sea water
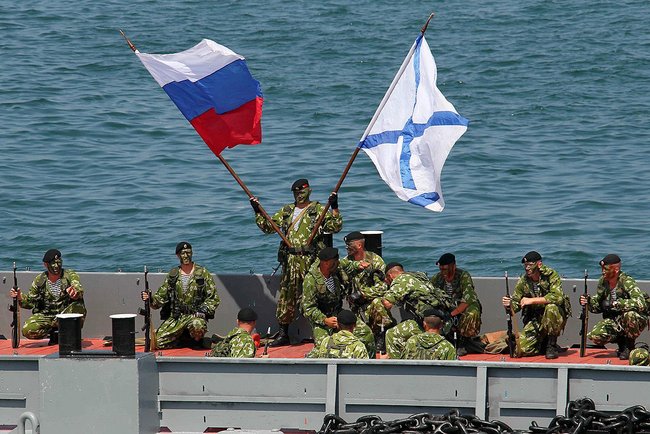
[1,0,649,279]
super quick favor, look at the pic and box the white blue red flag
[358,35,468,212]
[137,39,263,156]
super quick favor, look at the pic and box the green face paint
[293,187,311,205]
[178,248,193,265]
[47,258,62,275]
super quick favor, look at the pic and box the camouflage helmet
[629,347,649,366]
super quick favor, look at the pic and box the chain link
[318,400,650,434]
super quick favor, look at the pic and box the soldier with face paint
[579,254,648,360]
[301,247,375,357]
[250,178,343,347]
[429,253,482,356]
[502,251,571,359]
[142,242,220,349]
[342,231,391,351]
[9,248,86,345]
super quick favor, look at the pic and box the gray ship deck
[1,271,649,433]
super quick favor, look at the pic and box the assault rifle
[138,266,155,352]
[504,271,517,358]
[579,269,589,357]
[8,262,20,348]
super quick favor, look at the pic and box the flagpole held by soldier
[251,179,342,347]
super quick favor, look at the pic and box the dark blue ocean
[2,0,649,279]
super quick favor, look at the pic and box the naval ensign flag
[358,35,468,212]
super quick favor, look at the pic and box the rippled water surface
[1,0,649,278]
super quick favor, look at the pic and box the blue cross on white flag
[359,34,469,212]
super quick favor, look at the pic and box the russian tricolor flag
[137,39,263,156]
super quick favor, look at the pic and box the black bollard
[56,313,83,356]
[110,314,136,357]
[322,232,333,248]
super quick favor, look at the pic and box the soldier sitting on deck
[141,242,220,349]
[209,308,258,358]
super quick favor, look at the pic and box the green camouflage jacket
[311,330,369,359]
[151,264,220,318]
[512,265,567,314]
[588,271,647,314]
[20,269,85,315]
[209,327,256,358]
[346,250,387,300]
[403,332,457,360]
[429,268,480,307]
[255,201,343,255]
[383,272,453,317]
[301,259,359,325]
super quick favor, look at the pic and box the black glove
[250,197,261,213]
[328,192,338,210]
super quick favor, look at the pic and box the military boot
[375,332,386,355]
[616,336,628,359]
[268,324,290,347]
[456,337,468,357]
[545,335,559,360]
[619,337,635,360]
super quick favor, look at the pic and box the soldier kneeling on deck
[580,254,648,360]
[141,242,220,349]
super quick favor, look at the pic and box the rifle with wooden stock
[8,262,20,348]
[139,266,155,352]
[504,271,517,358]
[579,269,589,357]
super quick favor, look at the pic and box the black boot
[268,324,290,347]
[616,336,627,359]
[545,336,559,359]
[619,337,635,360]
[456,337,468,357]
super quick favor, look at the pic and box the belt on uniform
[287,246,314,255]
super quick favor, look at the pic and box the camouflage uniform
[511,265,570,356]
[345,250,392,333]
[403,332,456,360]
[151,265,220,349]
[256,202,342,325]
[301,259,375,357]
[629,348,649,366]
[384,272,453,359]
[586,271,648,345]
[209,327,256,358]
[20,269,86,339]
[430,268,482,338]
[309,330,369,359]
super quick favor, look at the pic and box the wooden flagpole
[119,30,292,248]
[305,13,435,247]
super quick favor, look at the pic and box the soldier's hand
[324,317,338,328]
[358,261,370,269]
[9,288,21,300]
[382,299,393,310]
[579,295,588,306]
[194,312,206,319]
[66,286,79,299]
[249,197,261,213]
[328,192,338,210]
[502,296,511,307]
[141,291,150,301]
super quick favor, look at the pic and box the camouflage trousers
[155,314,208,349]
[629,348,650,366]
[587,311,648,346]
[518,304,567,357]
[364,298,396,334]
[386,319,423,359]
[456,302,482,338]
[22,302,86,339]
[277,253,313,325]
[307,318,376,358]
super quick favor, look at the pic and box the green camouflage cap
[629,347,649,366]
